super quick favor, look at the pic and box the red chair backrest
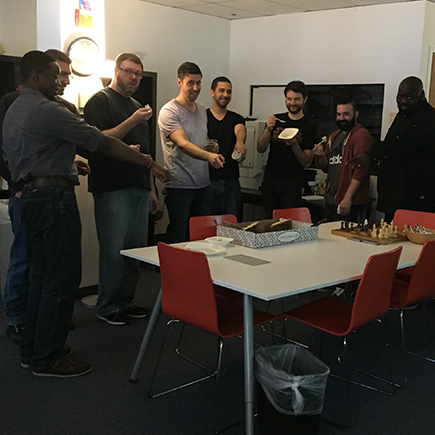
[157,242,221,336]
[189,214,237,241]
[401,240,435,305]
[350,246,402,331]
[272,207,312,223]
[393,209,435,231]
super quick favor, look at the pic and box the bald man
[349,76,435,221]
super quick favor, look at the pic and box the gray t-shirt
[3,88,102,183]
[158,98,209,189]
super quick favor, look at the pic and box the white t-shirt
[158,98,209,189]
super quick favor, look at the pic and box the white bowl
[205,236,234,247]
[278,128,299,140]
[186,241,215,252]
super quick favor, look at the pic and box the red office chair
[280,246,402,426]
[189,214,237,241]
[272,207,312,223]
[392,209,435,281]
[389,240,435,385]
[149,242,278,433]
[189,214,240,302]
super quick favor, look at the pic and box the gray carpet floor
[2,265,435,435]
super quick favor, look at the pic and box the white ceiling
[140,0,430,20]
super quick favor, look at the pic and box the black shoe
[6,324,25,345]
[32,355,92,378]
[123,304,149,319]
[96,311,131,325]
[21,345,72,369]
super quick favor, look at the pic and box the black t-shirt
[84,87,150,193]
[207,109,245,180]
[263,113,317,183]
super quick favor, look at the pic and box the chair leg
[175,322,217,373]
[342,336,354,427]
[273,318,309,348]
[336,320,396,393]
[402,301,435,363]
[148,319,218,399]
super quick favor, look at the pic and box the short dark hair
[211,76,231,91]
[20,50,56,82]
[336,96,358,112]
[115,53,143,71]
[178,62,202,80]
[44,49,71,65]
[284,80,308,98]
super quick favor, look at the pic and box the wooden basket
[406,231,435,245]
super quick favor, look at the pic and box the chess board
[331,227,407,245]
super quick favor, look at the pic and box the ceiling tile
[223,0,304,15]
[139,0,433,20]
[145,0,206,6]
[183,3,261,19]
[272,0,353,11]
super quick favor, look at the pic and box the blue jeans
[93,188,150,316]
[210,179,242,221]
[3,195,31,326]
[20,186,82,368]
[165,186,212,243]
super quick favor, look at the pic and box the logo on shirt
[329,155,342,165]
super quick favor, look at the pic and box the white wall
[229,1,427,138]
[0,0,36,55]
[421,1,435,91]
[104,0,231,162]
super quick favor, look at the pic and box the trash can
[255,344,330,435]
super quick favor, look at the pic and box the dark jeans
[3,195,31,326]
[261,179,303,219]
[165,186,212,243]
[325,203,368,224]
[210,179,242,221]
[19,186,81,368]
[93,188,149,316]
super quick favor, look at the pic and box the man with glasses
[350,76,435,222]
[84,53,157,326]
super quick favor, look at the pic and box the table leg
[129,288,162,382]
[243,293,255,435]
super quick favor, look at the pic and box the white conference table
[122,222,423,435]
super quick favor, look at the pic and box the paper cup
[232,150,242,162]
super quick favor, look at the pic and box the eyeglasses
[59,72,74,80]
[118,67,143,79]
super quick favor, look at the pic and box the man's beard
[336,116,356,131]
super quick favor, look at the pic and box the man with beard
[207,76,246,220]
[159,62,225,242]
[313,97,373,223]
[349,76,435,222]
[84,53,159,326]
[257,80,318,218]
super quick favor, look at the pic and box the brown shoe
[32,355,92,378]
